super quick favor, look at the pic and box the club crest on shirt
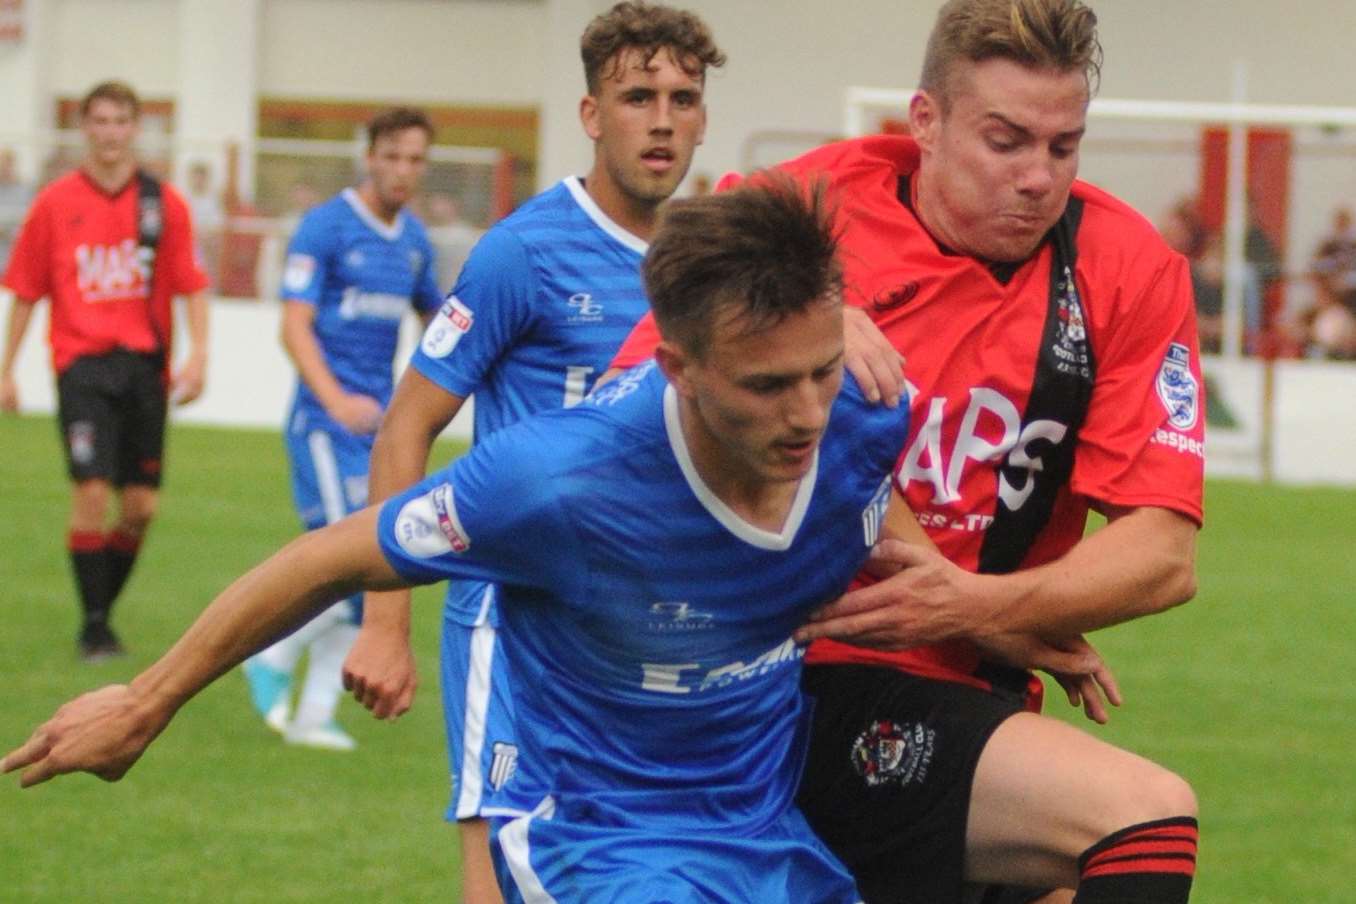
[1156,342,1199,430]
[394,483,470,558]
[421,296,474,358]
[1051,265,1092,381]
[282,254,316,293]
[851,719,935,788]
[408,249,424,274]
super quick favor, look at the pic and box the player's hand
[0,373,18,413]
[794,540,982,649]
[843,306,904,408]
[1,685,170,787]
[342,623,417,720]
[328,393,384,435]
[170,355,207,406]
[974,632,1123,724]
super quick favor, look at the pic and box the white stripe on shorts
[455,591,498,819]
[306,431,346,525]
[499,796,558,904]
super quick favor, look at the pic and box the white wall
[258,0,546,105]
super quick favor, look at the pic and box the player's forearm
[1,297,35,376]
[978,506,1198,637]
[280,306,348,409]
[181,291,209,364]
[131,509,405,715]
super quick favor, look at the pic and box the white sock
[290,611,360,731]
[254,600,346,674]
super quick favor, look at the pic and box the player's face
[582,46,707,209]
[81,99,139,170]
[910,57,1087,262]
[365,126,430,217]
[679,298,845,487]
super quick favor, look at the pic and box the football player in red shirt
[1,81,210,660]
[611,2,1202,902]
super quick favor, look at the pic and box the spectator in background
[1160,197,1221,353]
[184,160,225,286]
[1286,206,1356,359]
[0,148,33,272]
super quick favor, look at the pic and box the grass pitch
[1,414,1353,902]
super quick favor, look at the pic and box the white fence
[6,297,1354,485]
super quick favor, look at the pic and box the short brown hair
[366,107,433,151]
[919,0,1102,107]
[80,80,141,118]
[580,2,726,94]
[644,174,842,357]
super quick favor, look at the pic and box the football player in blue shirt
[242,107,443,751]
[338,5,725,897]
[5,178,910,904]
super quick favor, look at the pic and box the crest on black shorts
[850,719,935,788]
[68,421,96,465]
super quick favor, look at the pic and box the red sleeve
[1070,252,1205,524]
[161,188,210,294]
[1,192,51,302]
[611,311,661,371]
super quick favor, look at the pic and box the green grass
[1,414,1353,901]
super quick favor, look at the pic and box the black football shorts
[797,663,1047,904]
[56,349,167,487]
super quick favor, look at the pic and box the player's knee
[118,491,159,533]
[1106,764,1197,830]
[70,480,112,528]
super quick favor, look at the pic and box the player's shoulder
[1072,180,1178,266]
[829,371,910,446]
[779,135,918,185]
[30,170,84,208]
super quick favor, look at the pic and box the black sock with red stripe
[1074,816,1199,903]
[68,529,111,627]
[104,528,143,610]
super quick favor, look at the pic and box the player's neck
[355,182,401,225]
[82,157,137,194]
[676,397,801,534]
[581,168,661,241]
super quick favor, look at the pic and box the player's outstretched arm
[344,368,465,720]
[2,508,408,788]
[798,504,1197,648]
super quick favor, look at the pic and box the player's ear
[909,90,940,150]
[655,340,695,397]
[580,93,602,142]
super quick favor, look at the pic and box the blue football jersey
[411,176,651,628]
[378,363,907,902]
[282,188,442,421]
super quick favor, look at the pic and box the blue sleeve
[279,207,334,305]
[841,373,911,478]
[376,424,585,593]
[410,225,536,397]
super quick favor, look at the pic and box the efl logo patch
[282,254,316,293]
[394,483,471,558]
[567,292,604,323]
[850,719,935,788]
[1156,342,1199,430]
[420,296,474,359]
